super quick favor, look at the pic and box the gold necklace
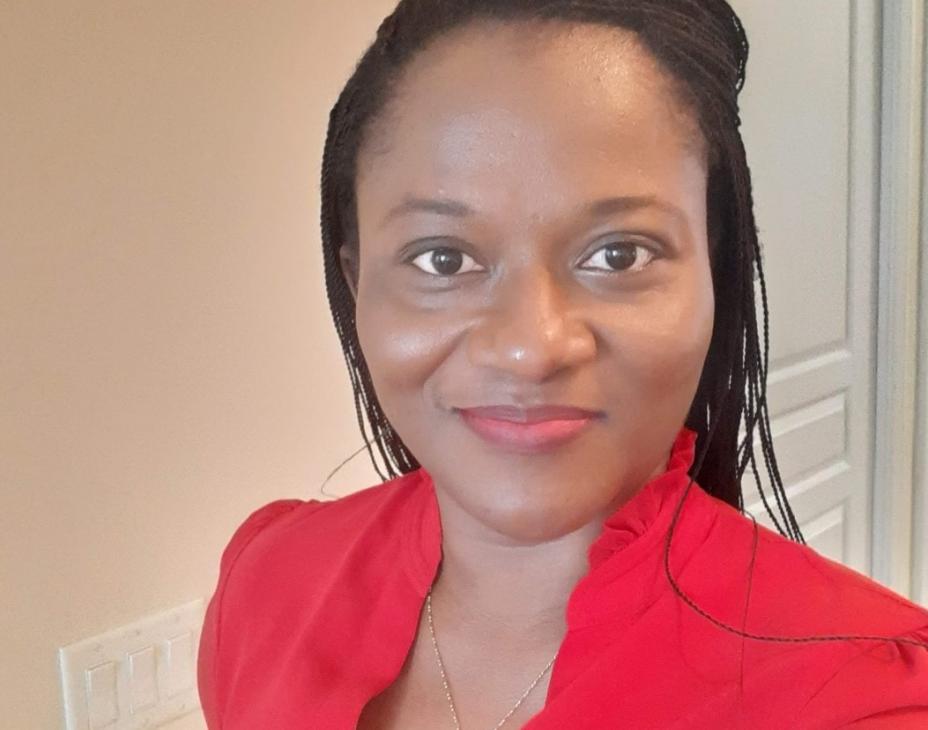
[425,589,558,729]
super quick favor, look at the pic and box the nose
[465,264,596,382]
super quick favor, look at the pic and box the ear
[338,244,359,302]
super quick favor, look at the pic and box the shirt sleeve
[197,498,316,729]
[796,625,928,729]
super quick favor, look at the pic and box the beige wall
[0,2,394,727]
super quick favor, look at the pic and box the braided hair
[319,0,928,653]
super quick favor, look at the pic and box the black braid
[318,0,928,654]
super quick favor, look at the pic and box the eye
[409,246,485,276]
[578,241,656,273]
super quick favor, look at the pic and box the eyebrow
[381,196,475,228]
[380,194,687,228]
[586,195,687,225]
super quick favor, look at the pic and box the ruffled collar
[586,425,698,571]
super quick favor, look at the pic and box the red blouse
[198,426,928,728]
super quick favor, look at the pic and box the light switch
[163,632,195,698]
[86,662,119,728]
[128,647,158,712]
[59,598,204,730]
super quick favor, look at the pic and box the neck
[427,457,670,643]
[430,508,599,639]
[424,452,667,642]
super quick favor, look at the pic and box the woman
[198,1,928,728]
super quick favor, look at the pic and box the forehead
[356,19,706,222]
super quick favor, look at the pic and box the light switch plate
[59,599,204,730]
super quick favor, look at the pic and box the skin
[345,19,715,729]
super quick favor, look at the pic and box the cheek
[354,282,463,423]
[605,270,715,401]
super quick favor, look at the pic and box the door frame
[873,0,926,603]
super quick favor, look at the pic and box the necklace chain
[425,589,557,730]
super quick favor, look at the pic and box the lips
[456,405,601,453]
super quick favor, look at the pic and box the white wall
[0,2,392,727]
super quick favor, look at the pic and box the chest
[225,611,852,730]
[355,616,550,730]
[356,670,549,730]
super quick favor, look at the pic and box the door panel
[729,0,878,576]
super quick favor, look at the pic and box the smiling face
[343,19,715,543]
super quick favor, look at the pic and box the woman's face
[345,20,714,543]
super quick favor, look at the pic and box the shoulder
[794,624,928,727]
[214,468,427,595]
[688,487,928,724]
[197,469,428,726]
[690,486,928,637]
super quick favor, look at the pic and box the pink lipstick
[456,405,600,453]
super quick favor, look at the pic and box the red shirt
[198,426,928,728]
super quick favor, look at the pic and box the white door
[730,1,879,580]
